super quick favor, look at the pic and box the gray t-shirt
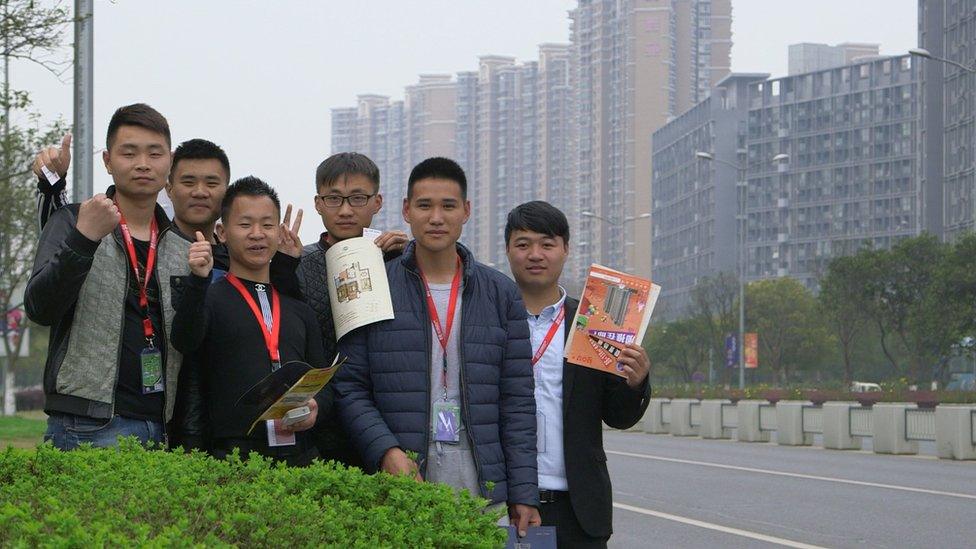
[425,282,481,497]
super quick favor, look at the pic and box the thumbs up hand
[33,133,72,182]
[188,230,214,278]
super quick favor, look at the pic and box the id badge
[140,348,164,394]
[432,401,461,443]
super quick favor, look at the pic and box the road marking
[607,450,976,501]
[613,502,828,548]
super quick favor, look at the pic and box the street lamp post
[695,151,789,389]
[580,211,651,272]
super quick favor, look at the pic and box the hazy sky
[17,0,918,242]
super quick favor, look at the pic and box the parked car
[850,381,882,393]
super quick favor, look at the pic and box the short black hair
[407,157,467,200]
[171,138,231,181]
[505,201,570,247]
[220,176,281,221]
[106,103,171,149]
[316,152,380,192]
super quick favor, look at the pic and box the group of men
[27,103,651,547]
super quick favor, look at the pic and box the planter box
[736,400,771,442]
[643,398,670,434]
[822,401,862,450]
[700,399,733,439]
[935,405,976,460]
[776,401,814,446]
[872,402,919,455]
[668,398,700,436]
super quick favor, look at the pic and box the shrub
[0,439,507,547]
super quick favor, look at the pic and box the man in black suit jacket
[505,201,651,548]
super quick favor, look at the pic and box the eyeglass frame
[315,192,377,209]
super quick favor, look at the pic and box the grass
[0,411,47,448]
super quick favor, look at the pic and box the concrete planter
[669,398,700,436]
[822,401,862,450]
[700,399,732,439]
[872,402,919,455]
[736,399,771,442]
[936,405,976,460]
[776,400,813,446]
[644,398,670,434]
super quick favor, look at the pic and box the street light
[909,48,976,74]
[581,211,651,271]
[695,150,790,389]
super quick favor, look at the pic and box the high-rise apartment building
[788,42,882,75]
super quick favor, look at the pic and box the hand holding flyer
[564,264,661,377]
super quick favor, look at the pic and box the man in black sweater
[172,177,330,466]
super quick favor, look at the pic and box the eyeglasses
[316,193,376,208]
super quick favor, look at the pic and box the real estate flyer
[243,358,343,435]
[565,264,661,377]
[325,236,395,339]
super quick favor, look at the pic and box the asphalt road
[604,431,976,548]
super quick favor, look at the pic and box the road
[605,431,976,548]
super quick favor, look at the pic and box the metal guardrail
[690,402,702,427]
[759,404,777,431]
[850,407,872,437]
[721,403,738,428]
[661,402,672,425]
[802,405,824,434]
[905,409,936,441]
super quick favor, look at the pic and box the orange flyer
[564,264,661,377]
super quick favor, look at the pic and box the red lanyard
[118,212,158,345]
[419,257,462,391]
[531,306,565,366]
[226,273,281,368]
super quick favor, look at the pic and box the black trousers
[539,496,609,549]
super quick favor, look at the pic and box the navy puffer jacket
[334,241,537,506]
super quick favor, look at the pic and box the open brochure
[326,236,395,339]
[564,264,661,377]
[237,358,343,435]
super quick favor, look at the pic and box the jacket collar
[401,240,476,282]
[562,296,581,417]
[105,185,173,233]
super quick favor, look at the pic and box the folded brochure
[237,357,343,435]
[564,264,661,377]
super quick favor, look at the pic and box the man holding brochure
[171,177,331,466]
[505,201,651,548]
[334,158,541,536]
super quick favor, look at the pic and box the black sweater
[171,273,332,461]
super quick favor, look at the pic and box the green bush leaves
[0,439,506,548]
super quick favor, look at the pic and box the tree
[745,277,831,385]
[863,234,950,383]
[645,316,711,383]
[688,272,738,384]
[1,0,71,415]
[819,254,873,383]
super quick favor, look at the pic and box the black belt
[539,489,568,504]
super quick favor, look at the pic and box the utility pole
[72,0,93,202]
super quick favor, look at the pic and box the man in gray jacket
[26,103,190,450]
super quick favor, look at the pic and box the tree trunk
[842,342,853,384]
[2,357,15,416]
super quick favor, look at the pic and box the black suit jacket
[557,296,651,538]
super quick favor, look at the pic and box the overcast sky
[16,0,918,242]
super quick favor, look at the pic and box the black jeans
[539,496,609,549]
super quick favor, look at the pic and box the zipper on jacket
[109,229,128,418]
[456,293,487,500]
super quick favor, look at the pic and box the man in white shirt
[505,201,651,548]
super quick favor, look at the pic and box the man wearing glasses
[298,152,408,465]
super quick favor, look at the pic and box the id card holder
[267,419,296,447]
[140,347,164,394]
[432,401,461,443]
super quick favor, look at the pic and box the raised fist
[76,193,120,241]
[33,133,72,182]
[188,231,214,278]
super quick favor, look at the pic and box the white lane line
[608,450,976,501]
[613,502,828,549]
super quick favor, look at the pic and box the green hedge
[0,439,506,548]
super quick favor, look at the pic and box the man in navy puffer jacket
[334,157,541,535]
